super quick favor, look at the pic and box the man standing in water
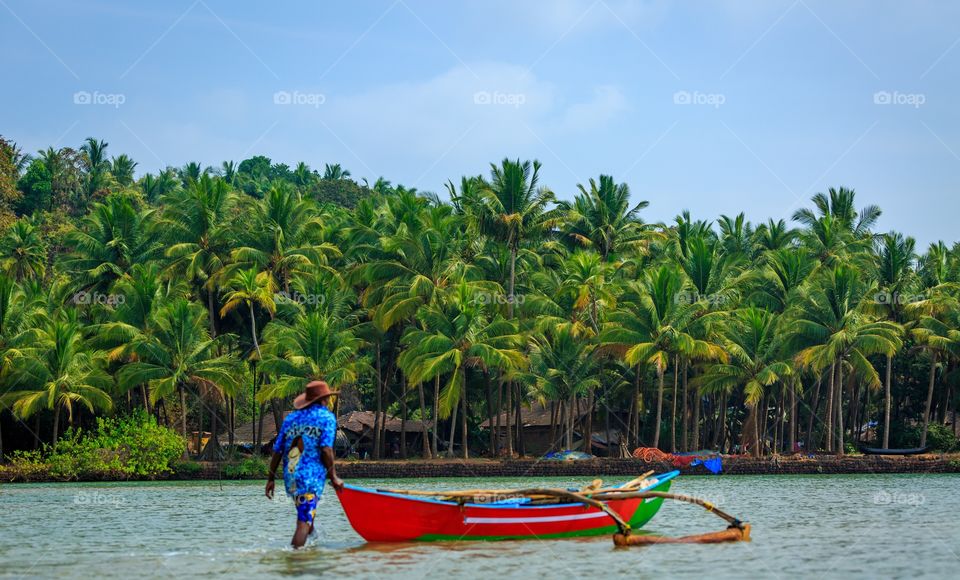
[265,380,345,548]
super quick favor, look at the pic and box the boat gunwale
[340,470,680,510]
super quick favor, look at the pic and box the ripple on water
[1,474,958,579]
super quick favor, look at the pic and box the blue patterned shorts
[295,493,319,524]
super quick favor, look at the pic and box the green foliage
[3,412,184,481]
[16,159,53,215]
[223,456,268,479]
[889,422,958,452]
[308,177,370,208]
[171,459,203,477]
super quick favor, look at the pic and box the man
[265,379,345,548]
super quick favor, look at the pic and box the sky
[1,0,958,246]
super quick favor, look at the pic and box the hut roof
[338,410,431,434]
[479,402,587,429]
[223,410,430,442]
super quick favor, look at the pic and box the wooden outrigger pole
[380,481,750,546]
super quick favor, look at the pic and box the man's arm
[321,447,344,492]
[265,451,282,499]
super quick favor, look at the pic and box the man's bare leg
[292,520,312,549]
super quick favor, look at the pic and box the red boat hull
[336,473,676,542]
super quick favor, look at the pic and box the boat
[860,445,930,455]
[335,470,679,542]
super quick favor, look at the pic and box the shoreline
[3,454,959,483]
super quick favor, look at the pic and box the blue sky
[2,0,958,246]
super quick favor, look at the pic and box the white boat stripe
[464,511,609,524]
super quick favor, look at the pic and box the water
[1,474,957,579]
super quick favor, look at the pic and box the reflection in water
[1,474,958,579]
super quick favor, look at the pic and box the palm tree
[558,175,652,261]
[911,308,960,447]
[399,281,525,458]
[161,174,235,336]
[258,311,367,404]
[140,169,180,203]
[323,163,351,180]
[697,308,791,457]
[230,184,340,293]
[871,232,916,448]
[791,265,902,455]
[0,219,47,281]
[293,162,315,189]
[117,299,239,446]
[62,193,163,293]
[80,137,110,198]
[527,324,601,450]
[110,154,137,187]
[467,159,558,317]
[601,265,724,449]
[220,268,277,361]
[0,274,44,454]
[3,317,113,448]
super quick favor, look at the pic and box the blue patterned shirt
[272,404,337,497]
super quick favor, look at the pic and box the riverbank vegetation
[0,134,958,463]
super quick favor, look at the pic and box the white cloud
[559,85,628,132]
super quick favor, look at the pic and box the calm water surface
[1,474,957,579]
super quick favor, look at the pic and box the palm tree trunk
[374,347,382,459]
[692,369,701,451]
[566,395,575,450]
[836,363,845,456]
[514,383,525,456]
[248,303,261,360]
[179,385,188,451]
[207,289,217,338]
[805,376,822,451]
[653,366,664,449]
[670,355,678,453]
[742,401,759,457]
[51,402,62,449]
[719,392,728,453]
[508,247,517,319]
[549,400,558,452]
[921,352,938,447]
[789,380,797,452]
[257,403,266,450]
[825,363,836,452]
[681,361,689,452]
[447,383,459,457]
[417,382,431,459]
[584,387,594,455]
[505,378,513,456]
[484,373,495,456]
[433,375,440,456]
[630,366,640,448]
[461,374,469,460]
[400,389,407,459]
[141,385,152,415]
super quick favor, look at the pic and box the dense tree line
[0,134,958,461]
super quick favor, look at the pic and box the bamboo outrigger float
[336,470,750,545]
